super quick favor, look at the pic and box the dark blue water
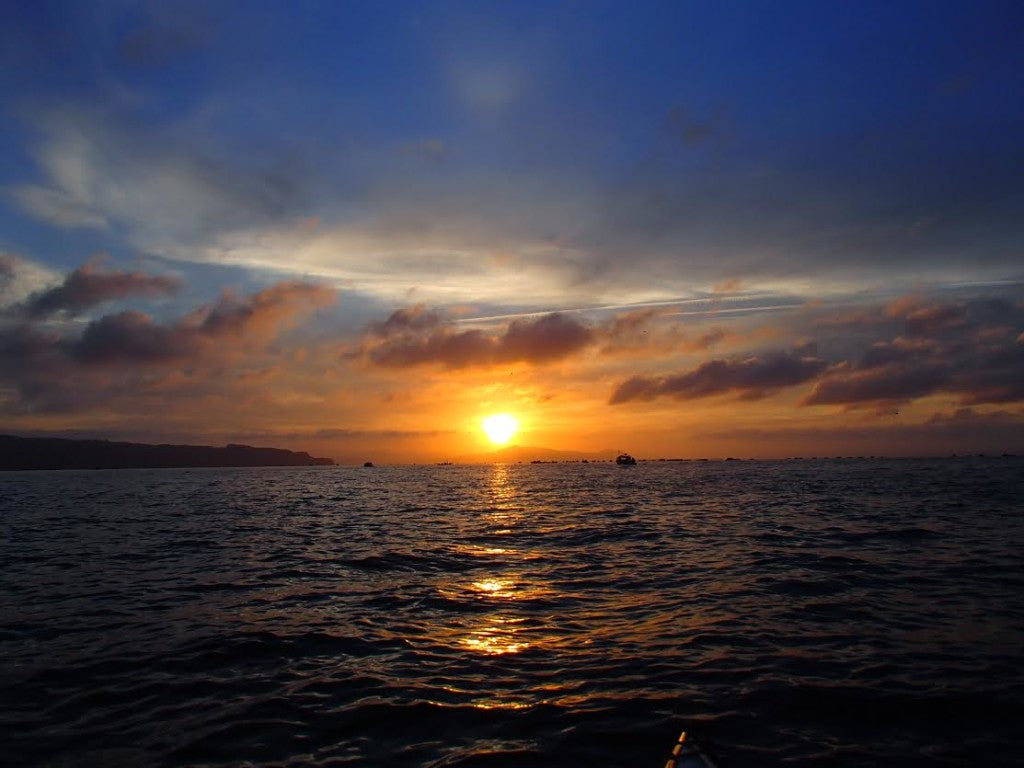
[2,459,1023,767]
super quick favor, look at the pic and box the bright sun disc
[482,414,518,445]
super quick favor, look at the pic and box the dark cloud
[363,310,595,369]
[800,297,1024,408]
[0,268,335,414]
[610,349,827,404]
[360,304,733,369]
[369,326,493,368]
[370,305,445,337]
[67,281,334,365]
[501,313,594,363]
[857,339,933,370]
[72,311,198,364]
[885,296,969,337]
[23,263,179,318]
[802,361,947,406]
[0,321,59,363]
[609,294,1024,409]
[953,343,1024,405]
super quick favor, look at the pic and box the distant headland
[0,435,335,470]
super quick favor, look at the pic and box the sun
[482,413,519,445]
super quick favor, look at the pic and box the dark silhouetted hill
[0,435,335,470]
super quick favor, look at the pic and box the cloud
[5,2,1024,321]
[601,292,1022,411]
[885,296,968,336]
[71,311,198,364]
[802,361,947,406]
[23,262,179,318]
[499,312,595,363]
[11,185,109,229]
[370,305,445,337]
[358,293,1024,411]
[0,257,11,292]
[0,254,62,309]
[610,349,828,404]
[68,281,334,365]
[12,109,299,247]
[596,309,746,357]
[365,310,594,369]
[13,102,1022,316]
[198,282,335,339]
[0,269,336,414]
[802,296,1024,408]
[359,304,702,369]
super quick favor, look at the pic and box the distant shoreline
[439,454,1020,465]
[0,435,335,470]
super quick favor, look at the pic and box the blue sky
[1,1,1022,460]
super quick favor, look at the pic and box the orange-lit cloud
[70,281,334,365]
[0,274,336,416]
[358,308,600,369]
[3,259,1023,461]
[354,303,750,370]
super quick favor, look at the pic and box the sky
[1,0,1022,463]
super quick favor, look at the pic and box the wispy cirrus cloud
[11,109,300,246]
[11,95,1024,316]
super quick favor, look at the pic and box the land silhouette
[0,435,334,470]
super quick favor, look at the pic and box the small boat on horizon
[615,453,637,465]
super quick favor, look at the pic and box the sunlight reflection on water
[3,459,1023,767]
[445,465,551,658]
[460,616,530,656]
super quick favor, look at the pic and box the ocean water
[2,459,1023,767]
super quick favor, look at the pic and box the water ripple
[2,459,1023,766]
